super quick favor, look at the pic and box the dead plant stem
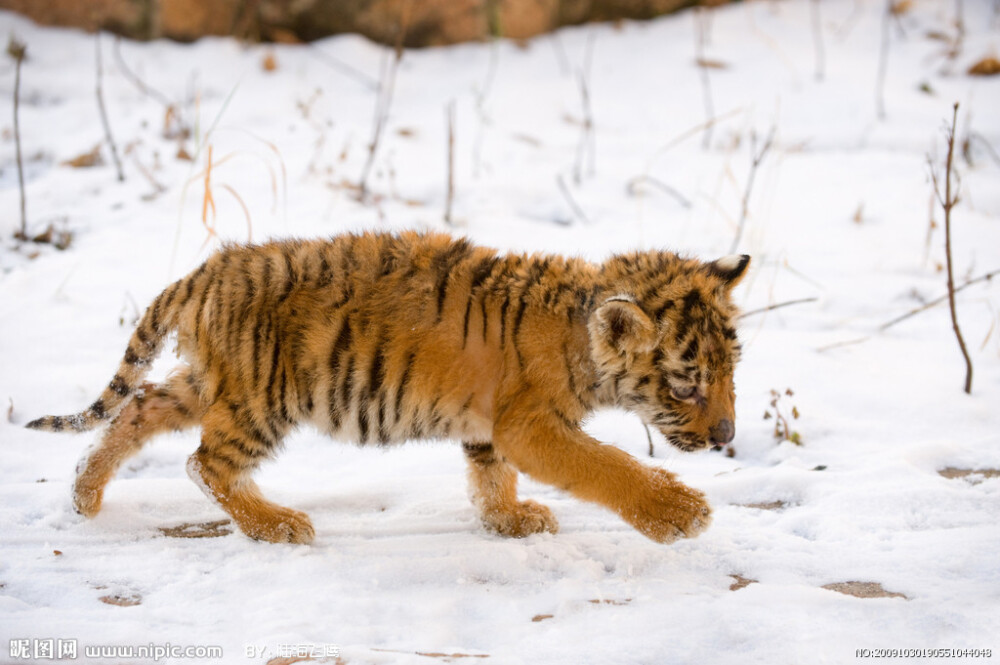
[938,102,973,393]
[10,38,27,239]
[95,34,125,182]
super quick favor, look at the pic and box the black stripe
[511,301,528,366]
[498,296,511,347]
[433,239,474,321]
[124,344,143,365]
[89,399,107,420]
[652,299,675,322]
[681,336,699,362]
[109,374,130,397]
[461,299,473,348]
[394,351,415,420]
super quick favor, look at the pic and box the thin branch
[557,174,590,225]
[573,31,597,184]
[694,8,715,150]
[626,176,691,208]
[95,34,125,182]
[876,0,891,120]
[358,0,411,201]
[816,336,870,353]
[729,127,776,254]
[879,268,1000,332]
[444,100,456,226]
[306,45,379,91]
[938,102,972,393]
[645,424,656,457]
[113,36,172,108]
[810,0,825,81]
[8,37,27,239]
[739,297,818,319]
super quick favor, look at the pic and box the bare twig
[933,102,972,393]
[557,174,590,225]
[113,36,172,108]
[876,0,891,120]
[8,37,27,239]
[730,127,776,254]
[306,45,379,91]
[816,336,870,353]
[810,0,825,81]
[879,268,1000,332]
[573,32,596,184]
[645,423,656,457]
[694,8,715,149]
[626,176,691,208]
[444,100,456,226]
[95,34,125,182]
[739,297,818,319]
[358,0,411,201]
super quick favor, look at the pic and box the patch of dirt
[729,574,757,591]
[938,468,1000,484]
[158,519,233,538]
[821,581,907,600]
[98,591,142,607]
[737,500,788,510]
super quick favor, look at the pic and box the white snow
[2,1,999,663]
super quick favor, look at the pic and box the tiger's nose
[710,419,735,445]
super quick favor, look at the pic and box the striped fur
[27,231,748,545]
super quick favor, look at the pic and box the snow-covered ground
[2,1,999,663]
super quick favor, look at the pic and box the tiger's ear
[589,296,657,355]
[707,254,751,289]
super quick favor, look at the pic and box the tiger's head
[589,253,750,452]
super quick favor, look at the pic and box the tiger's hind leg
[73,365,206,517]
[187,400,314,544]
[462,441,559,538]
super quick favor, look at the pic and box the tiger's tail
[26,276,188,433]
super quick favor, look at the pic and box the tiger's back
[27,231,749,546]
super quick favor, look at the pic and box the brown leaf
[822,581,907,600]
[53,550,62,556]
[531,614,554,622]
[62,145,103,168]
[695,57,728,70]
[889,0,913,16]
[968,56,1000,76]
[729,574,757,591]
[6,398,13,423]
[262,51,278,72]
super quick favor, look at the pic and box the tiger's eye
[671,385,697,400]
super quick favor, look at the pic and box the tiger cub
[27,231,749,545]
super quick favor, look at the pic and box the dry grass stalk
[729,126,775,254]
[930,102,973,393]
[879,268,999,332]
[8,36,27,240]
[739,297,818,320]
[358,0,412,202]
[95,34,125,182]
[573,32,597,184]
[444,100,456,226]
[876,0,891,119]
[811,0,825,81]
[694,7,715,149]
[556,174,589,225]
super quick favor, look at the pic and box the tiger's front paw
[481,499,559,538]
[624,468,712,544]
[238,506,316,545]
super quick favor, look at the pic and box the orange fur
[28,231,748,544]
